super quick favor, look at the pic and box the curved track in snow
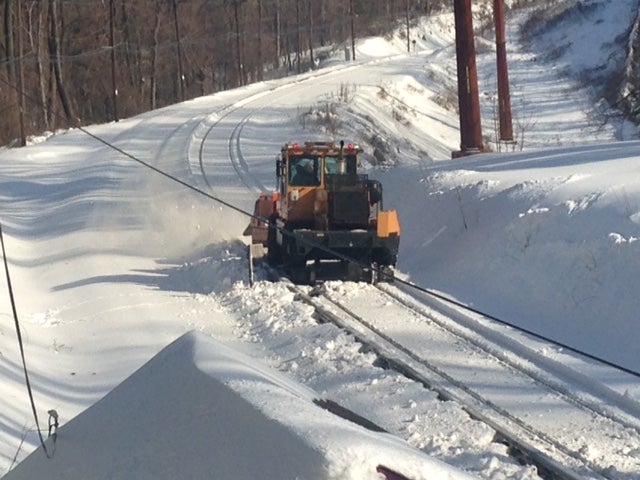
[195,105,268,194]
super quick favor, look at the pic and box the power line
[0,223,56,459]
[390,275,640,378]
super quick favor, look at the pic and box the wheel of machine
[380,265,395,282]
[372,249,396,283]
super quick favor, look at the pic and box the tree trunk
[257,0,263,81]
[150,6,161,110]
[308,0,314,67]
[48,0,75,123]
[319,0,326,46]
[109,0,119,122]
[349,0,356,61]
[4,0,15,83]
[275,0,281,69]
[27,2,51,130]
[173,0,185,101]
[21,2,50,130]
[16,0,26,145]
[120,0,139,90]
[405,0,410,53]
[295,0,301,73]
[4,0,20,141]
[233,1,244,86]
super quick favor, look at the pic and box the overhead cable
[0,223,56,459]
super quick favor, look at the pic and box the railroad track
[283,280,640,480]
[187,68,640,480]
[195,106,268,195]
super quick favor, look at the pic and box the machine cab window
[289,156,320,186]
[325,155,357,176]
[324,156,340,175]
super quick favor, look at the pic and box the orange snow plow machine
[245,141,400,284]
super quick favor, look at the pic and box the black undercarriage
[268,224,398,285]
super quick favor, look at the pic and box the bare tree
[295,0,301,72]
[224,0,246,86]
[150,3,162,110]
[16,0,26,144]
[109,0,119,121]
[48,0,75,123]
[308,0,314,67]
[0,0,438,146]
[3,0,21,142]
[172,0,185,101]
[257,0,264,81]
[24,2,51,131]
[4,0,15,88]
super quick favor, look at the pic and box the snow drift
[5,331,475,480]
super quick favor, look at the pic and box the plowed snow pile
[4,331,475,480]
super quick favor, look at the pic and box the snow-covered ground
[2,1,640,479]
[6,331,474,480]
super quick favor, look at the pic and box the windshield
[289,156,320,186]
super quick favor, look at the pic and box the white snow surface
[6,331,471,480]
[2,2,640,479]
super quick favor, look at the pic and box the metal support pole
[453,0,484,157]
[494,0,513,141]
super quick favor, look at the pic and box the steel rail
[284,280,631,480]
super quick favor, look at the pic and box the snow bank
[405,142,640,371]
[5,331,475,480]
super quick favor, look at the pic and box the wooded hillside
[0,0,437,146]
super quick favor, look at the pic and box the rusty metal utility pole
[453,0,484,157]
[494,0,513,141]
